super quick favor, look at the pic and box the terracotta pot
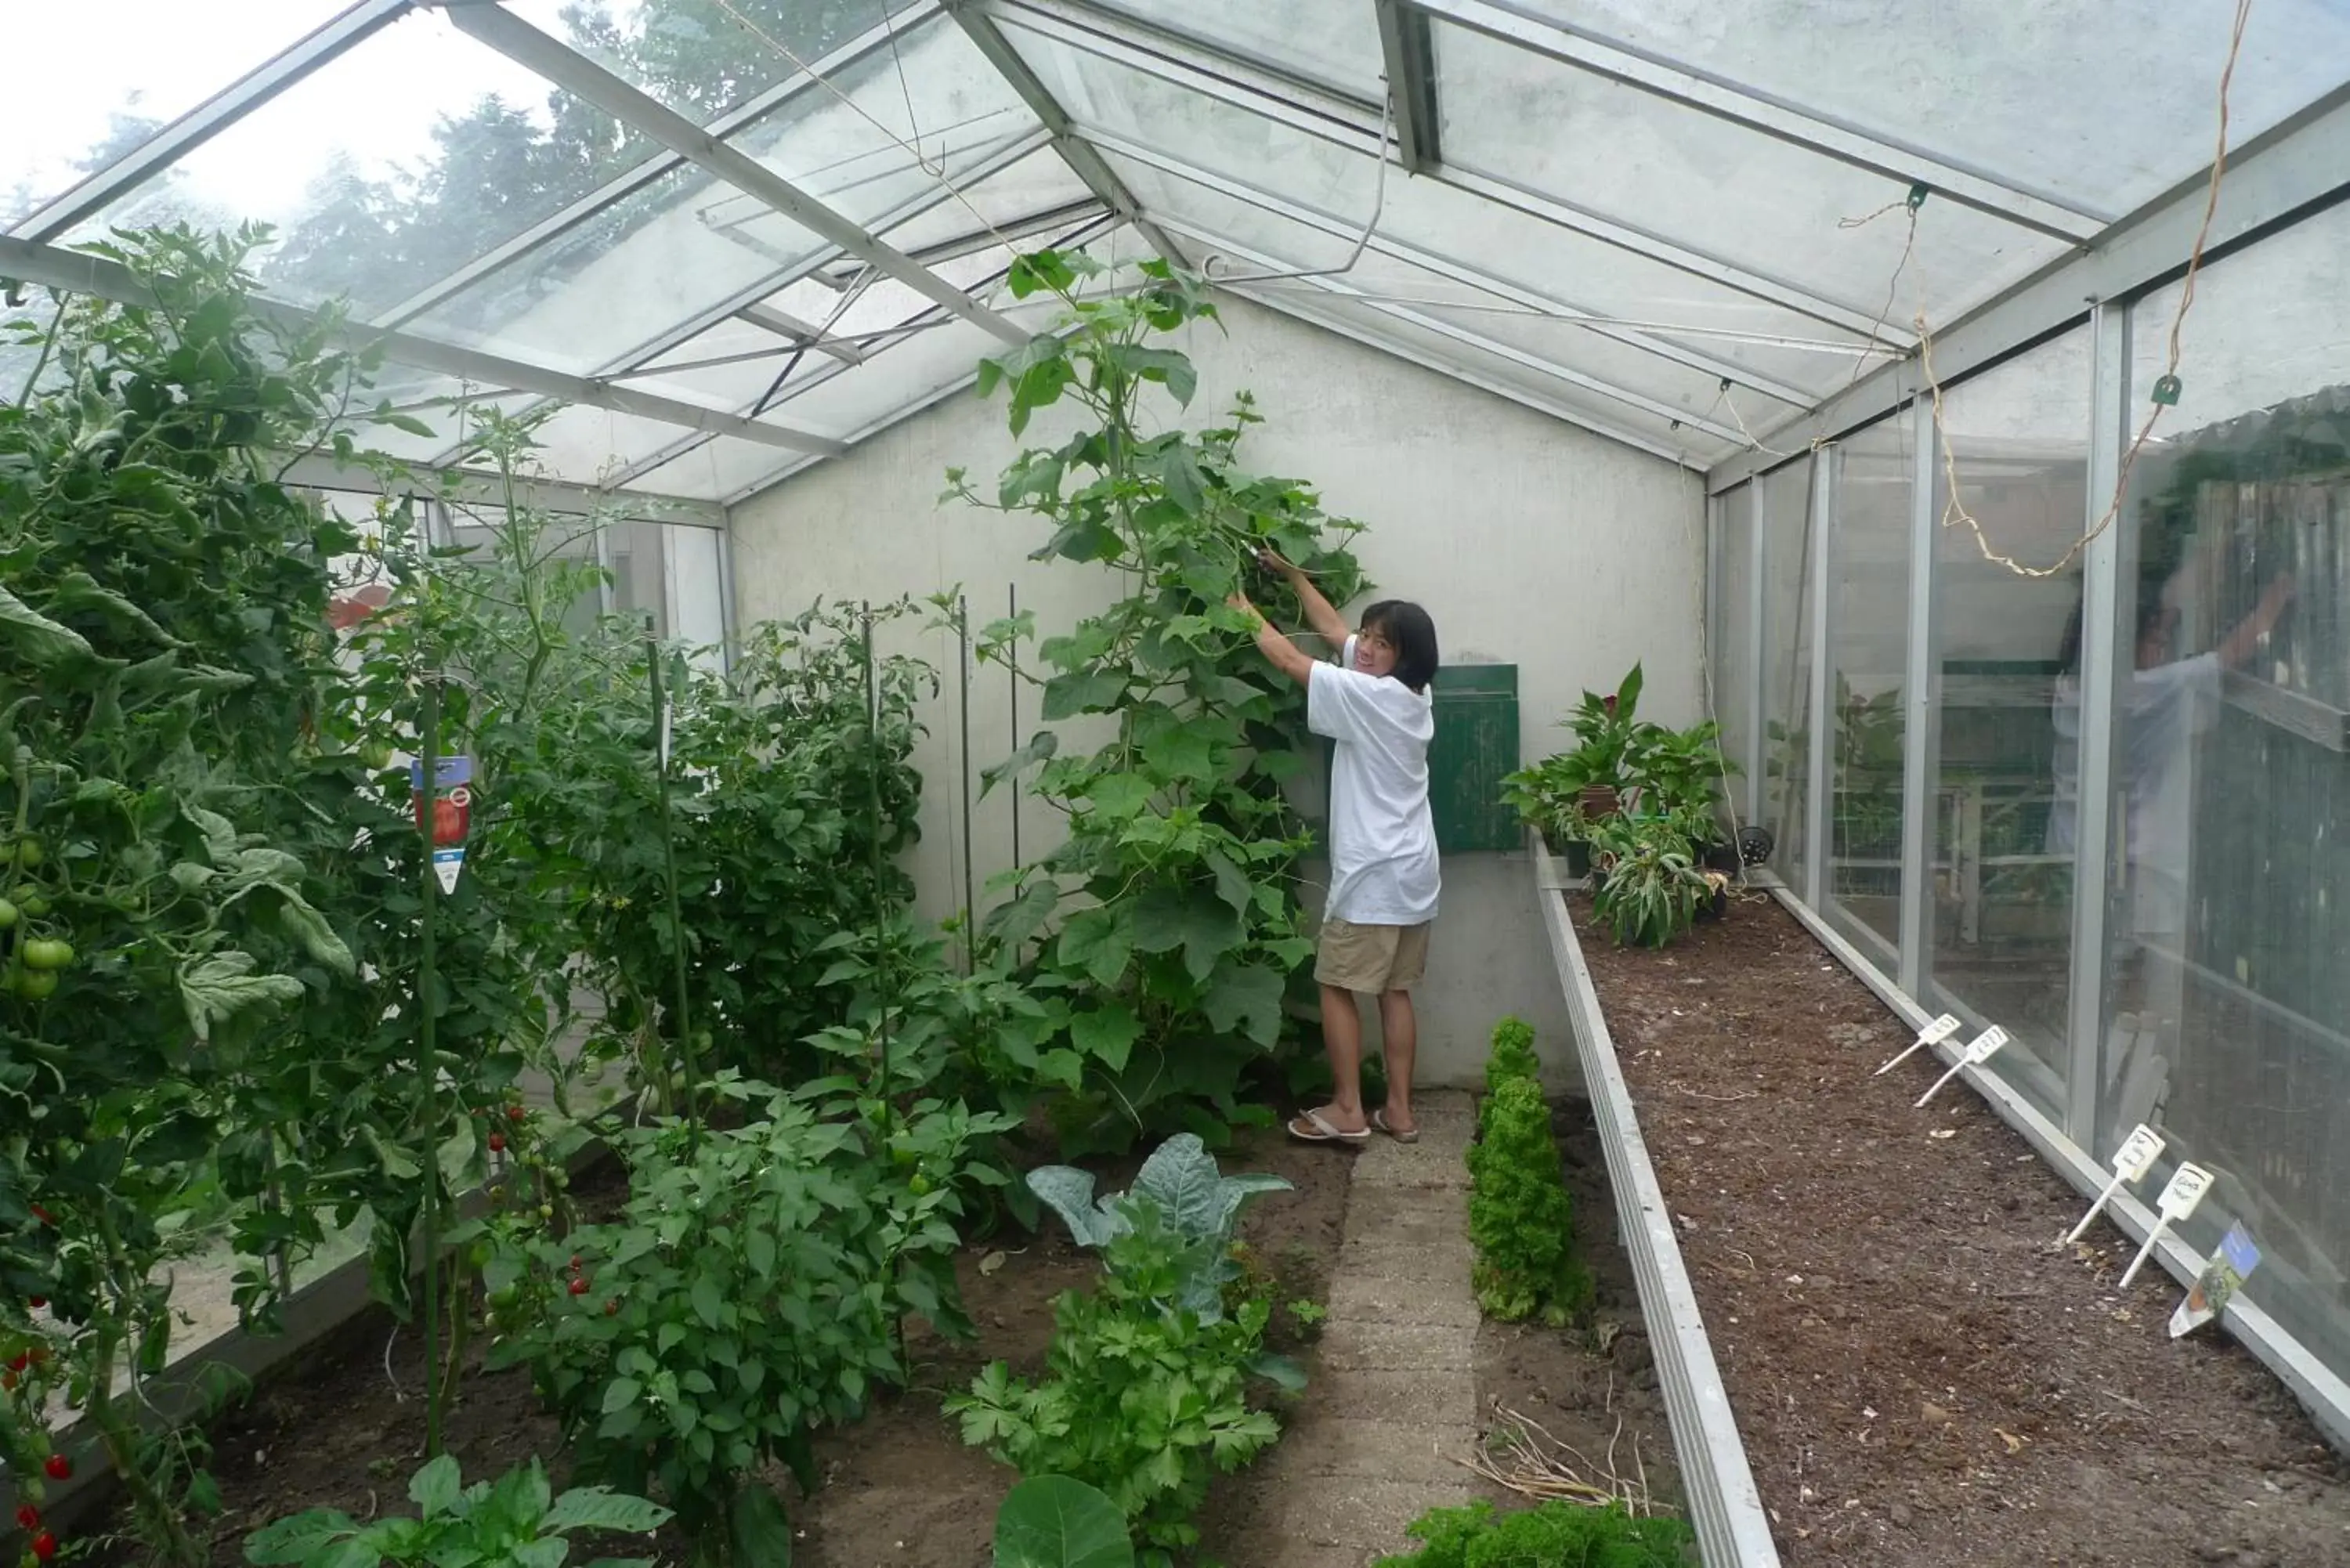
[1578,784,1621,820]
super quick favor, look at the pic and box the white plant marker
[2063,1123,2167,1244]
[1914,1025,2009,1108]
[1875,1012,1962,1077]
[2117,1162,2214,1290]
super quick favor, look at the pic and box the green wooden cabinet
[1428,663,1520,852]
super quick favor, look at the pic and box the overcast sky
[2,2,588,228]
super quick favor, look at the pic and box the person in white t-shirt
[1230,551,1440,1147]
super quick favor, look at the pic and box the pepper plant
[947,251,1370,1155]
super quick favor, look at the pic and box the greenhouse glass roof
[4,0,2345,509]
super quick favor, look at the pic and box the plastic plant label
[1914,1024,2010,1108]
[2155,1162,2214,1223]
[2065,1123,2171,1245]
[1961,1025,2010,1065]
[1874,1013,1961,1077]
[2111,1124,2165,1183]
[2168,1223,2260,1338]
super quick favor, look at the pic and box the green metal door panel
[1429,664,1520,852]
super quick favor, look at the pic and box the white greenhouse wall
[727,298,1705,1086]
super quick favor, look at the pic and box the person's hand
[1227,588,1259,622]
[2261,573,2298,612]
[1256,547,1302,578]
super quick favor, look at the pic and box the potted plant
[1585,814,1716,948]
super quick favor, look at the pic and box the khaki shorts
[1314,917,1433,994]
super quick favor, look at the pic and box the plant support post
[958,593,976,975]
[646,630,703,1142]
[415,672,444,1459]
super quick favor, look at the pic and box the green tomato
[0,899,16,931]
[19,941,72,973]
[10,970,56,1003]
[9,893,46,921]
[907,1174,932,1197]
[9,841,40,873]
[359,740,396,771]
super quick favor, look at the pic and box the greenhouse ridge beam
[6,0,411,244]
[983,0,1904,343]
[374,0,945,332]
[1706,82,2350,491]
[1091,130,1815,409]
[1412,0,2108,243]
[941,0,1190,267]
[1159,215,1747,447]
[0,236,845,459]
[431,0,1030,346]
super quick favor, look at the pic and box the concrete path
[1253,1090,1484,1566]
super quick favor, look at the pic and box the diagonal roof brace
[1373,0,1441,175]
[737,304,868,365]
[0,235,847,459]
[426,0,1032,345]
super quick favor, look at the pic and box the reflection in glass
[1826,416,1914,959]
[1929,328,2090,1111]
[2101,201,2350,1379]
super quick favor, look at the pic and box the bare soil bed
[1574,893,2350,1567]
[1471,1100,1682,1523]
[83,1125,1349,1568]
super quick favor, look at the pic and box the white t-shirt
[1308,637,1440,927]
[2046,651,2220,936]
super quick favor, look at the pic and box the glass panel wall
[1758,458,1816,880]
[1714,484,1758,827]
[1925,328,2092,1115]
[2104,199,2350,1377]
[1824,415,1915,962]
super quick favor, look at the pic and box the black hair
[2055,571,2173,675]
[1359,599,1440,694]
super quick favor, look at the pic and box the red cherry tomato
[31,1533,56,1561]
[43,1456,69,1480]
[567,1277,588,1296]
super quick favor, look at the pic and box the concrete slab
[1350,1137,1473,1190]
[1310,1365,1479,1427]
[1260,1474,1477,1552]
[1317,1317,1477,1372]
[1336,1235,1476,1286]
[1259,1542,1381,1568]
[1344,1183,1477,1244]
[1326,1272,1484,1328]
[1270,1413,1483,1487]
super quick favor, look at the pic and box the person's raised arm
[2218,573,2295,670]
[1260,550,1350,650]
[1229,590,1317,688]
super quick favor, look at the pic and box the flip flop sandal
[1372,1109,1421,1144]
[1288,1107,1370,1146]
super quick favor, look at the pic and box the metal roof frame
[1408,0,2109,244]
[974,0,1910,342]
[374,0,948,331]
[6,0,414,244]
[1152,215,1744,450]
[0,233,847,458]
[427,0,1028,345]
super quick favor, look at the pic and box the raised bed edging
[1531,840,1782,1568]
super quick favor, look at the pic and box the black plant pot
[1564,838,1593,880]
[1699,840,1741,878]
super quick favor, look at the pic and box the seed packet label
[432,847,466,894]
[1919,1013,1962,1047]
[1961,1025,2010,1064]
[2169,1222,2261,1338]
[2111,1123,2166,1183]
[2155,1162,2214,1223]
[410,755,475,847]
